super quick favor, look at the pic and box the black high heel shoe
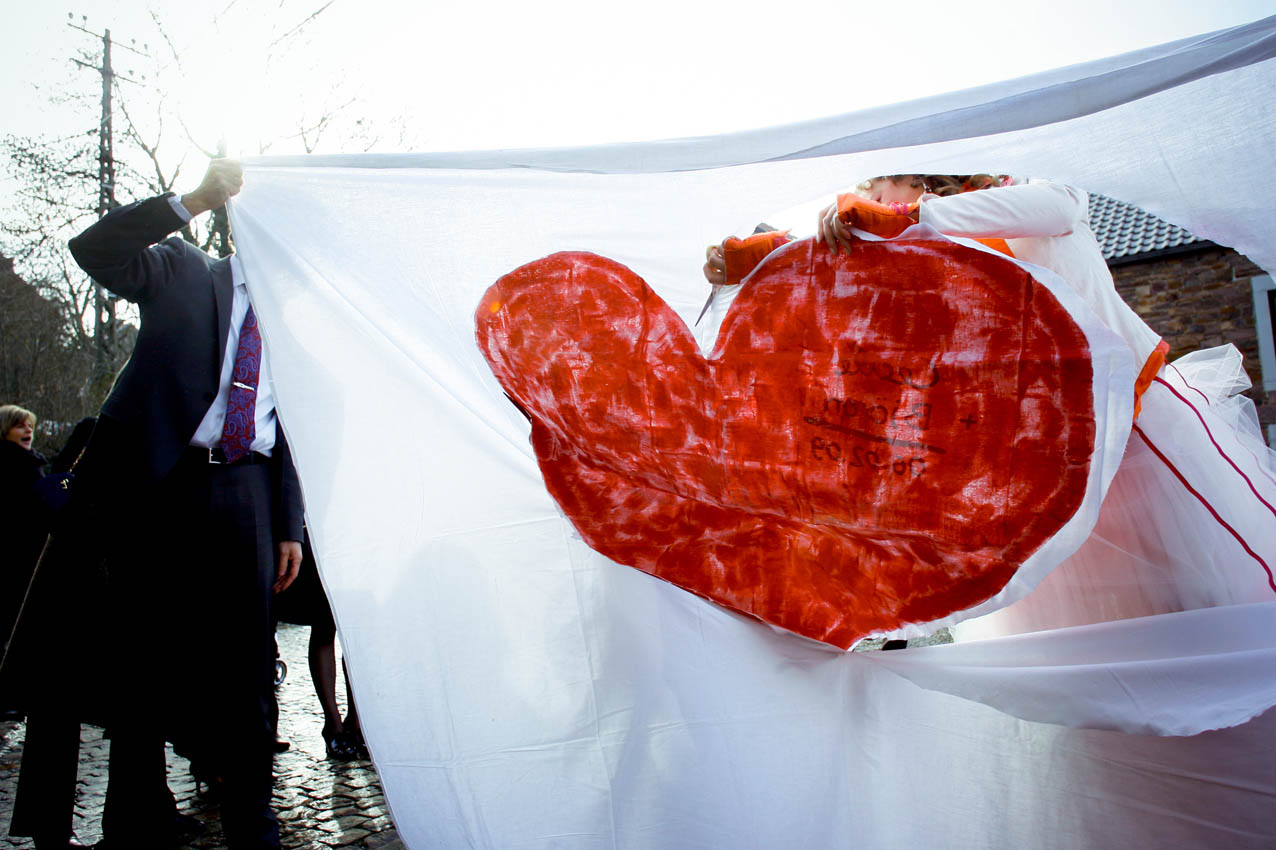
[343,726,370,761]
[323,726,358,761]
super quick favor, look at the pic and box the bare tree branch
[268,0,337,49]
[149,9,185,70]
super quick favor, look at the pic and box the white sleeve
[918,182,1086,239]
[166,194,195,222]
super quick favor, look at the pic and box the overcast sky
[2,0,1272,166]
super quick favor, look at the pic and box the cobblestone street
[0,624,402,849]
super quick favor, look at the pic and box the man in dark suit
[9,159,303,850]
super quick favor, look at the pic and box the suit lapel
[212,257,234,372]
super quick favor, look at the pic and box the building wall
[1109,246,1275,432]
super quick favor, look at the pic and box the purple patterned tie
[220,305,262,463]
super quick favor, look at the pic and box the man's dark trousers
[101,445,281,848]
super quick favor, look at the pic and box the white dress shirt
[169,196,279,455]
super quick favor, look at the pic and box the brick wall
[1109,246,1275,432]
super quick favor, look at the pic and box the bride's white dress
[917,182,1276,638]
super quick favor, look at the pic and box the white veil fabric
[229,16,1276,850]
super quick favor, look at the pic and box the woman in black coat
[2,410,112,849]
[0,404,49,666]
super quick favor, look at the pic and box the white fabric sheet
[229,15,1276,850]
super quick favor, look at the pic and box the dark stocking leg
[308,619,341,739]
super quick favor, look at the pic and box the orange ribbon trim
[1133,340,1170,420]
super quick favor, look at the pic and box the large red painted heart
[476,239,1095,648]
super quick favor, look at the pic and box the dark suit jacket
[67,193,304,542]
[1,197,305,837]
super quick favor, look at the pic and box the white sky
[2,0,1273,165]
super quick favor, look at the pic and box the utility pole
[69,17,147,395]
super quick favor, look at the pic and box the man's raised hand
[181,159,244,218]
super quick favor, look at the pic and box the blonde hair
[0,404,36,435]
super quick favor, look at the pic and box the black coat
[0,440,48,649]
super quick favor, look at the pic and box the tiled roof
[1088,193,1207,262]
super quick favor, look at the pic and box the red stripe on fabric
[1133,424,1276,594]
[1168,363,1212,407]
[1165,365,1276,491]
[1153,376,1276,521]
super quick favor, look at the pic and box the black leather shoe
[86,827,189,850]
[272,736,291,753]
[190,759,223,799]
[174,811,207,839]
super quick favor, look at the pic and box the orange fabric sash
[975,238,1014,256]
[1134,340,1170,420]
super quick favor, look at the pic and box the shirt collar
[230,253,247,289]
